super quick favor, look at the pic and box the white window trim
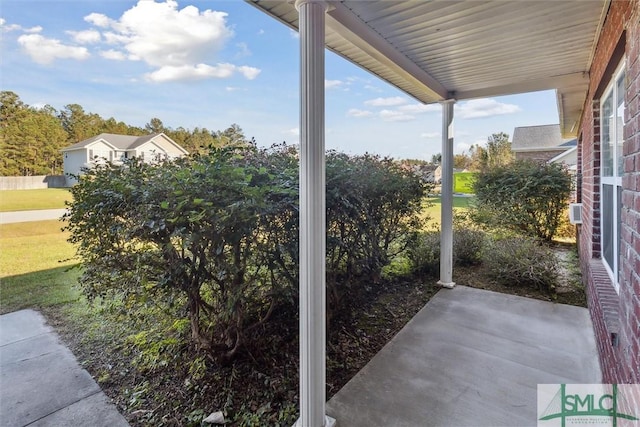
[600,60,625,293]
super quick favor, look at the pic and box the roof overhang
[60,138,118,152]
[248,0,610,138]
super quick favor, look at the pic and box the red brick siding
[580,100,602,262]
[514,150,566,163]
[578,0,640,412]
[619,0,640,389]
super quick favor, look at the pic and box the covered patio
[325,285,600,426]
[248,1,608,425]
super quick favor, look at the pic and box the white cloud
[84,12,114,28]
[237,65,260,79]
[100,49,126,60]
[325,79,343,89]
[347,108,373,118]
[145,63,259,83]
[17,34,90,64]
[67,29,101,44]
[257,29,265,35]
[108,2,232,67]
[363,84,382,92]
[81,1,261,82]
[456,98,521,119]
[420,132,440,138]
[365,96,407,107]
[1,22,22,32]
[285,127,299,136]
[379,109,414,122]
[398,103,440,114]
[1,19,42,33]
[235,42,251,58]
[289,29,299,39]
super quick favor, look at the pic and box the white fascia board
[548,146,577,163]
[456,72,589,100]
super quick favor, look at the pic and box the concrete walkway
[0,309,129,427]
[0,209,67,224]
[326,285,600,427]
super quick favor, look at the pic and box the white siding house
[61,133,188,186]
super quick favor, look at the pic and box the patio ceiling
[248,0,609,137]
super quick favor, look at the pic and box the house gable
[62,132,188,185]
[512,124,578,163]
[141,134,189,156]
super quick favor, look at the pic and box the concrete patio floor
[0,309,129,427]
[326,285,600,427]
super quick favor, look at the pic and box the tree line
[0,91,250,176]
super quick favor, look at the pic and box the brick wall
[578,0,639,415]
[618,0,640,390]
[514,150,566,163]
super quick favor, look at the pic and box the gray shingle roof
[62,133,163,151]
[512,124,574,150]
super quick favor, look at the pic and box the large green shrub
[65,146,428,361]
[325,152,429,310]
[66,147,287,362]
[472,160,572,241]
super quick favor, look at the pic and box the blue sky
[1,0,561,160]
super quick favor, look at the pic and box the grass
[423,195,474,227]
[0,188,72,212]
[0,219,80,314]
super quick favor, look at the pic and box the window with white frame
[600,61,625,292]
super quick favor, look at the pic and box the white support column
[295,1,335,426]
[438,99,456,289]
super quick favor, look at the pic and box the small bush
[408,228,486,274]
[554,211,576,240]
[381,255,413,279]
[453,229,486,266]
[484,237,559,292]
[408,231,440,275]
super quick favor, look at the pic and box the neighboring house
[433,165,464,185]
[511,124,578,166]
[61,133,188,185]
[548,146,578,171]
[400,162,438,183]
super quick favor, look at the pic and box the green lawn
[0,188,72,212]
[423,196,474,227]
[0,219,80,314]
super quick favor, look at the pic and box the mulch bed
[43,245,585,426]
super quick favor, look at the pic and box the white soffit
[248,0,608,137]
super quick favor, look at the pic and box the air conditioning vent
[569,203,582,225]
